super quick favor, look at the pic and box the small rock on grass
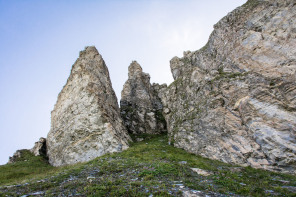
[190,168,212,176]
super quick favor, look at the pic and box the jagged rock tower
[47,46,131,166]
[120,61,166,135]
[160,0,296,173]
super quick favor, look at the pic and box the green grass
[0,150,55,185]
[1,135,296,196]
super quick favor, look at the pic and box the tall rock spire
[120,61,166,135]
[47,46,131,166]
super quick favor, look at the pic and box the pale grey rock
[120,61,166,135]
[47,46,132,167]
[160,0,296,174]
[182,191,202,197]
[30,137,46,157]
[190,168,213,176]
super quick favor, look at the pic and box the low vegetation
[1,135,296,196]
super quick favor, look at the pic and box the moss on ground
[1,135,296,196]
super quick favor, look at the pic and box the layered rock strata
[120,61,166,135]
[47,46,131,166]
[160,0,296,173]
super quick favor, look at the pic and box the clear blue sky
[0,0,246,165]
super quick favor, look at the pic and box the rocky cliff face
[47,46,131,166]
[120,61,166,135]
[160,0,296,173]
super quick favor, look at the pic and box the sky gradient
[0,0,246,165]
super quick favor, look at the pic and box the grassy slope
[0,150,56,185]
[0,135,296,196]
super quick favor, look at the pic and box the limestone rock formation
[47,46,132,166]
[30,137,47,157]
[160,0,296,173]
[120,61,166,135]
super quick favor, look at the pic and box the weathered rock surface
[160,0,296,173]
[30,137,47,157]
[120,61,167,135]
[47,46,131,166]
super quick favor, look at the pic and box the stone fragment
[46,46,132,166]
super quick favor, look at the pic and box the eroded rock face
[47,46,132,166]
[30,137,47,157]
[161,0,296,173]
[120,61,167,135]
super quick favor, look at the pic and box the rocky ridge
[46,46,131,167]
[159,0,296,173]
[120,61,166,135]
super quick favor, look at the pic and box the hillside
[1,135,296,196]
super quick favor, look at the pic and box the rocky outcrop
[47,46,132,167]
[120,61,167,135]
[160,0,296,173]
[30,137,47,157]
[8,150,28,164]
[8,137,47,164]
